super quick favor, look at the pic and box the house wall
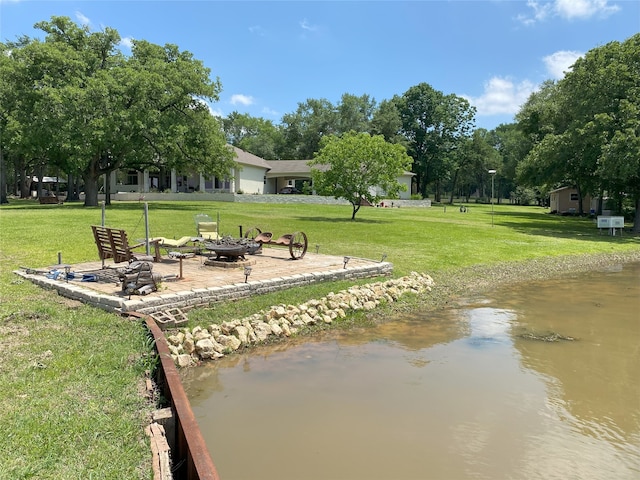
[397,176,412,200]
[236,165,266,194]
[367,176,413,200]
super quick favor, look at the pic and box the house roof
[267,160,313,174]
[549,186,575,194]
[232,146,271,170]
[231,147,415,179]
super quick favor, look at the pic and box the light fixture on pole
[343,256,350,269]
[244,265,252,283]
[488,169,496,227]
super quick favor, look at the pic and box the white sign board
[597,216,624,235]
[610,217,625,228]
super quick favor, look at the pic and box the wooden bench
[39,195,63,205]
[91,225,161,265]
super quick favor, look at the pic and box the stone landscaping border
[166,272,435,367]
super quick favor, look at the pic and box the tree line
[1,17,637,231]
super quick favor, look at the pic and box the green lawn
[1,199,638,478]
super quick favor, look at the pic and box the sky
[1,0,638,130]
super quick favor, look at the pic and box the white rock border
[166,272,434,367]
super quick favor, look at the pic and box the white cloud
[230,94,254,106]
[555,0,619,19]
[209,106,224,118]
[517,0,554,25]
[119,37,134,49]
[464,76,537,116]
[299,19,319,32]
[518,0,619,24]
[543,50,583,79]
[193,98,223,117]
[75,11,91,26]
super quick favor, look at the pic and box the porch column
[171,169,177,193]
[143,170,150,193]
[199,173,206,192]
[110,171,117,191]
[230,168,238,193]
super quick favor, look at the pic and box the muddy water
[181,262,640,480]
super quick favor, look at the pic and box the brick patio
[15,246,392,315]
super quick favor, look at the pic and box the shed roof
[549,186,575,194]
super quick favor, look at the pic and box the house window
[126,171,139,185]
[570,193,579,201]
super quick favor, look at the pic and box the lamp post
[488,169,496,227]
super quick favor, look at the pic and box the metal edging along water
[135,313,221,480]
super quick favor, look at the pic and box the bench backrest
[92,225,132,264]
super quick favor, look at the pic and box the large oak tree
[1,16,235,206]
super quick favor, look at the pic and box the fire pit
[205,237,261,262]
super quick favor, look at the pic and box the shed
[549,187,595,215]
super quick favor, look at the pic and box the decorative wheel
[244,226,262,240]
[289,231,308,259]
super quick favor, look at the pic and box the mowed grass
[1,199,639,478]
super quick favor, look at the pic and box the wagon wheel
[244,226,262,240]
[289,231,308,259]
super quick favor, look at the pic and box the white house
[109,146,414,199]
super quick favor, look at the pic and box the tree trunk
[83,156,101,206]
[83,175,100,206]
[434,179,442,203]
[449,169,460,204]
[633,197,640,234]
[36,164,44,198]
[74,175,82,201]
[351,201,361,220]
[105,171,112,206]
[19,168,29,198]
[0,149,7,204]
[576,184,584,215]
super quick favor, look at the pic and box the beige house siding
[549,187,595,214]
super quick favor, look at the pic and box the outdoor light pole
[488,169,496,227]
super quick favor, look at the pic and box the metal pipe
[144,202,150,255]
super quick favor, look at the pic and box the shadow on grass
[497,212,639,244]
[292,216,388,225]
[0,199,223,212]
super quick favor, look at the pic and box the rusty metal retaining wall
[141,314,220,480]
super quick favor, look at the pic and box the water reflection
[182,262,640,480]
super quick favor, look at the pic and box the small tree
[310,131,413,220]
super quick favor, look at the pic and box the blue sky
[1,0,638,130]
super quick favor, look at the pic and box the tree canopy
[309,131,413,220]
[516,34,640,230]
[1,16,235,206]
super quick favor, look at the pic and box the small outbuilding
[549,186,596,215]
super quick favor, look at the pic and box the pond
[181,262,640,480]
